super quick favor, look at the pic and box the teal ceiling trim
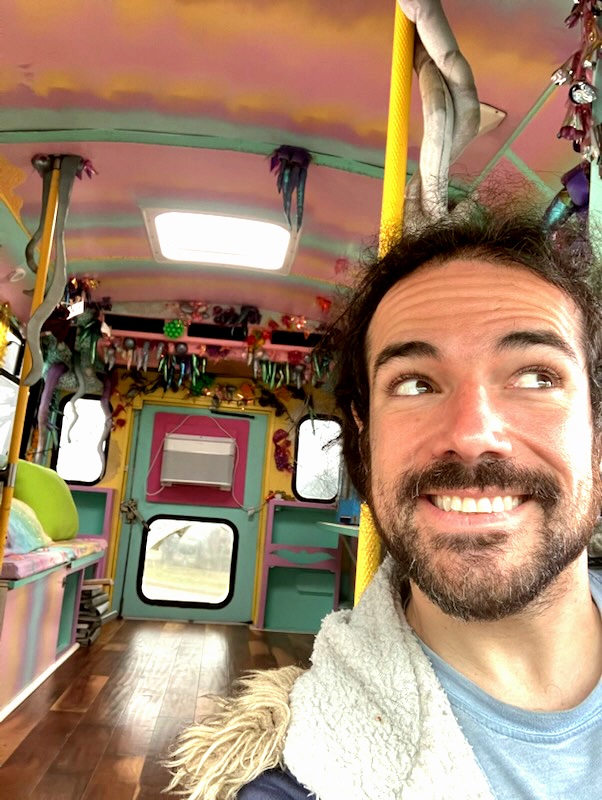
[66,259,340,289]
[470,84,556,190]
[0,108,391,178]
[22,213,142,230]
[504,149,556,198]
[20,213,364,257]
[297,234,362,257]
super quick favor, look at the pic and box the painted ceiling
[0,0,587,327]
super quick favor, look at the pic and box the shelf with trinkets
[97,328,332,390]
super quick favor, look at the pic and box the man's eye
[514,370,556,389]
[392,377,434,395]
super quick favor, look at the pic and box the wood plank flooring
[0,620,315,799]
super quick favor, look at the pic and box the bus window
[293,416,342,503]
[55,396,109,484]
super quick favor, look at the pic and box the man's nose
[433,383,513,462]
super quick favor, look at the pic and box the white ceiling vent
[160,434,236,490]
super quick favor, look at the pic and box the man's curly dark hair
[320,209,602,501]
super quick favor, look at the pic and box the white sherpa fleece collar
[283,556,495,800]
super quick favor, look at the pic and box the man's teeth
[431,495,521,513]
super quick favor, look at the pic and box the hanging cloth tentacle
[34,361,67,464]
[397,0,480,229]
[96,372,114,472]
[24,155,85,386]
[270,146,312,229]
[65,356,87,443]
[398,0,480,159]
[405,38,455,225]
[358,0,480,601]
[25,155,54,276]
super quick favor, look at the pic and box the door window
[139,516,237,608]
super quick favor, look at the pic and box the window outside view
[56,397,108,483]
[294,417,342,502]
[141,517,235,604]
[0,375,19,469]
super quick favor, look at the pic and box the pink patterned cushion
[0,537,106,581]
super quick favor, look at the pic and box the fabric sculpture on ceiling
[398,0,480,230]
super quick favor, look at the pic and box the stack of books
[76,581,118,646]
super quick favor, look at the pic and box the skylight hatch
[143,210,291,272]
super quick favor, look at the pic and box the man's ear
[351,404,363,433]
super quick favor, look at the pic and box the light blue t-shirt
[419,571,602,800]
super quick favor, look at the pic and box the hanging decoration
[552,1,602,159]
[116,301,328,342]
[24,154,97,386]
[106,339,332,395]
[212,306,238,327]
[270,145,312,229]
[545,1,602,235]
[189,355,212,396]
[108,330,331,406]
[163,319,185,339]
[543,162,591,231]
[265,490,295,503]
[96,292,334,399]
[111,402,127,430]
[334,257,351,276]
[33,362,67,463]
[280,314,308,333]
[0,304,14,369]
[272,429,294,473]
[31,279,334,465]
[118,365,307,421]
[179,301,210,324]
[96,372,115,476]
[211,304,261,331]
[62,277,100,319]
[32,271,112,461]
[315,296,332,315]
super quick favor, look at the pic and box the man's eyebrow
[496,330,579,364]
[372,341,441,375]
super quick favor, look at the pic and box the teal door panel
[116,403,268,622]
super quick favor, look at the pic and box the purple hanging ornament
[270,145,312,229]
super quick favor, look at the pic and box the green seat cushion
[14,460,79,541]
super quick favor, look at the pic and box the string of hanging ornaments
[553,0,602,160]
[544,0,602,232]
[98,296,334,393]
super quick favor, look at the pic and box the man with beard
[167,211,602,800]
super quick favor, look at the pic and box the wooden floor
[0,619,315,799]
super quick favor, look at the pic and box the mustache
[400,459,561,510]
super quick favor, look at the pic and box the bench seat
[0,537,107,581]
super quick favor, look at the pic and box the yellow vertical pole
[0,157,62,563]
[354,4,414,604]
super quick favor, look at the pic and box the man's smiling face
[364,258,602,620]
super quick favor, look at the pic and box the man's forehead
[366,257,585,361]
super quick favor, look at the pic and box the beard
[369,458,602,622]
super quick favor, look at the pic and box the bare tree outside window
[293,417,342,502]
[56,397,107,484]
